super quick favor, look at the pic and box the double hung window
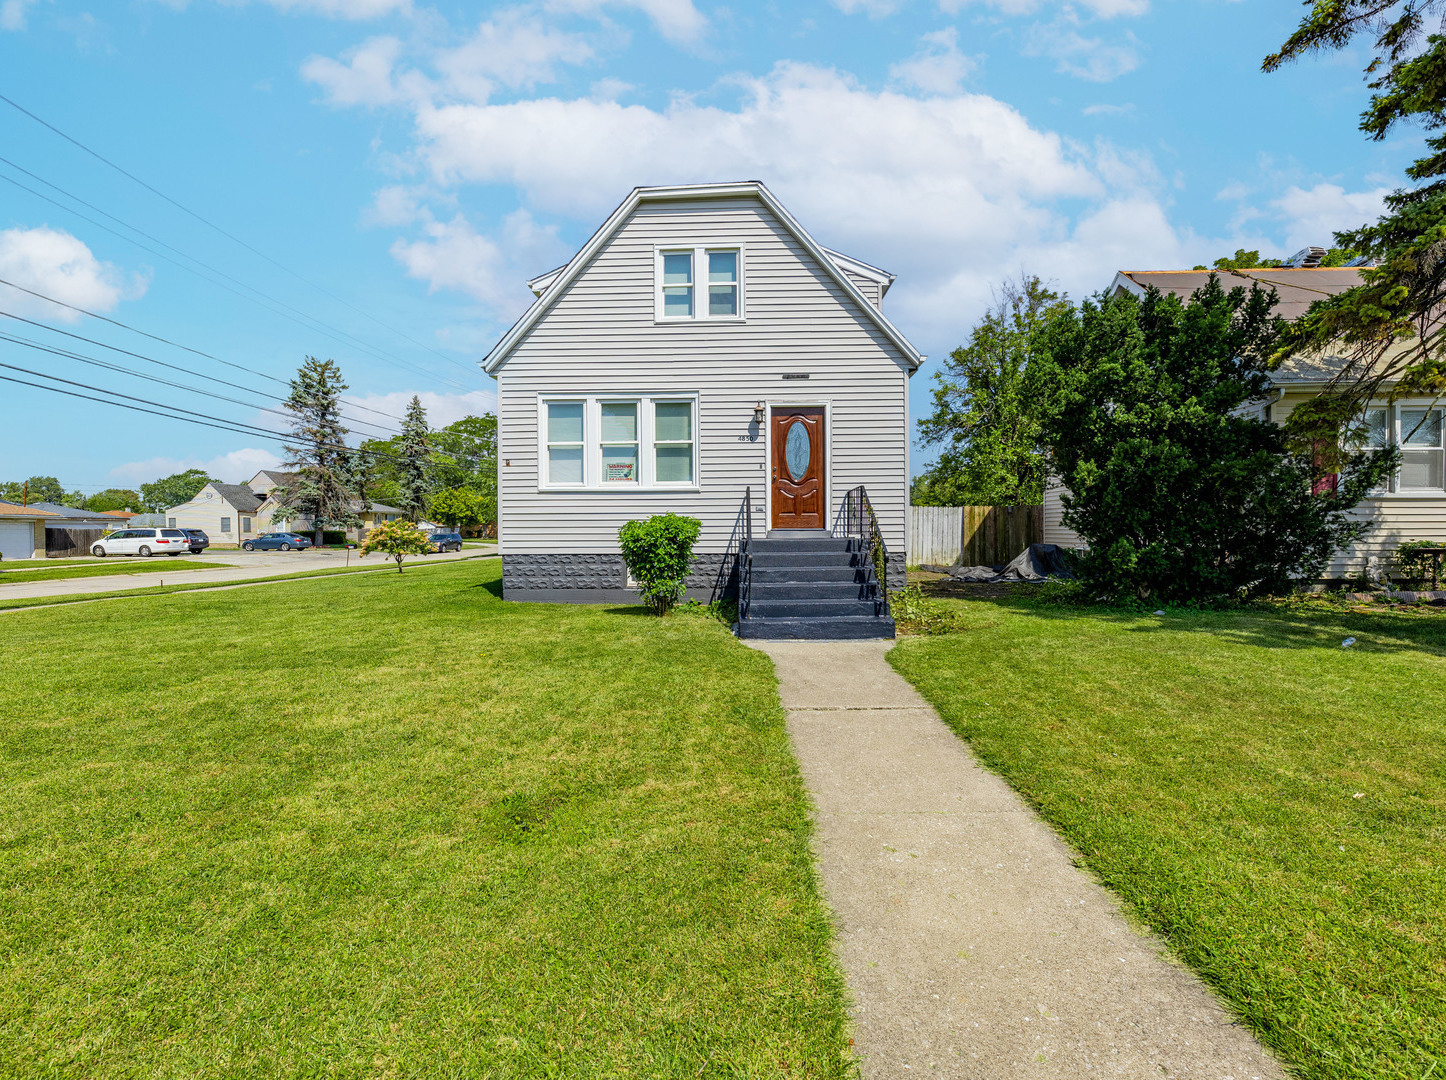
[546,401,585,484]
[657,247,742,321]
[601,402,639,483]
[1400,407,1444,490]
[1350,403,1445,494]
[541,396,698,488]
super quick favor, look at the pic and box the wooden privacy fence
[909,504,1044,567]
[46,528,103,558]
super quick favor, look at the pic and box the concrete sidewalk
[748,638,1285,1079]
[0,546,496,601]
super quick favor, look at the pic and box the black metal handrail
[739,487,754,620]
[833,485,889,616]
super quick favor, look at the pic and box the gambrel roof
[482,181,924,375]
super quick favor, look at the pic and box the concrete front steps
[738,531,895,640]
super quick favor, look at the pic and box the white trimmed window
[656,247,743,321]
[653,400,695,484]
[600,402,639,483]
[539,395,699,489]
[1353,403,1445,494]
[546,401,585,485]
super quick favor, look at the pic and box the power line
[0,357,417,467]
[0,307,401,438]
[0,92,483,379]
[0,168,475,394]
[0,276,410,425]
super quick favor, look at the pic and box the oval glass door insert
[784,420,811,481]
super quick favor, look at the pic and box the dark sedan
[427,531,464,553]
[181,528,210,554]
[242,532,313,552]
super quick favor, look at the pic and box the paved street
[0,546,497,602]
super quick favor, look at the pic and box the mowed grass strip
[0,560,852,1078]
[889,596,1446,1080]
[0,560,233,584]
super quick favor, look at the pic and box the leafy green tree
[1190,247,1359,271]
[1262,2,1446,444]
[1033,278,1397,602]
[432,415,497,491]
[396,396,433,522]
[358,519,432,573]
[138,469,214,512]
[85,489,142,513]
[1,476,69,505]
[270,357,362,546]
[915,276,1069,506]
[428,487,487,530]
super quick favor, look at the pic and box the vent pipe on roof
[1284,246,1327,268]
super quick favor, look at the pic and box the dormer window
[656,246,743,321]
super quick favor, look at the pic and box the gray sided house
[483,182,923,635]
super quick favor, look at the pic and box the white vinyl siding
[498,196,910,557]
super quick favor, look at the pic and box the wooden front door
[771,407,825,530]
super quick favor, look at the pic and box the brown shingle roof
[1115,268,1365,323]
[0,501,57,517]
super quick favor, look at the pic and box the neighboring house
[483,181,922,633]
[103,510,136,525]
[1043,264,1446,578]
[28,503,126,557]
[165,483,263,546]
[0,501,54,560]
[245,470,405,541]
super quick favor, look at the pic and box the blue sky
[0,0,1412,494]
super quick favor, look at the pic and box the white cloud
[0,226,147,323]
[380,61,1179,345]
[343,388,498,428]
[302,36,433,106]
[108,447,285,486]
[436,11,595,101]
[1,0,39,30]
[889,28,974,94]
[938,0,1148,16]
[259,0,411,17]
[1082,102,1133,116]
[1271,183,1389,251]
[833,0,904,16]
[544,0,705,45]
[1024,18,1140,81]
[389,209,566,315]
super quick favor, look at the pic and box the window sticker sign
[605,460,636,481]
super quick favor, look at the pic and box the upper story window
[656,247,743,321]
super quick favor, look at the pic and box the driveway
[0,546,497,602]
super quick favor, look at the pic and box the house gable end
[483,183,922,375]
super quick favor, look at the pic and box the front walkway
[747,638,1286,1079]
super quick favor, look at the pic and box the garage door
[0,520,35,561]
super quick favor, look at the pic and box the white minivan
[92,528,191,557]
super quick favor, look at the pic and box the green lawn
[889,591,1446,1080]
[0,560,851,1078]
[0,560,232,584]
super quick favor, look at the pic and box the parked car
[427,530,464,553]
[242,532,313,552]
[180,528,209,554]
[91,528,191,557]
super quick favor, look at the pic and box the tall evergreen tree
[271,356,361,546]
[1264,2,1446,447]
[396,395,432,523]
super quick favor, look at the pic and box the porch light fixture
[752,400,766,424]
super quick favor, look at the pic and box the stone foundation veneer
[503,553,732,604]
[503,550,906,604]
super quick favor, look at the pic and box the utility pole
[21,480,27,507]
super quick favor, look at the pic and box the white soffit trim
[481,181,925,374]
[1110,271,1147,298]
